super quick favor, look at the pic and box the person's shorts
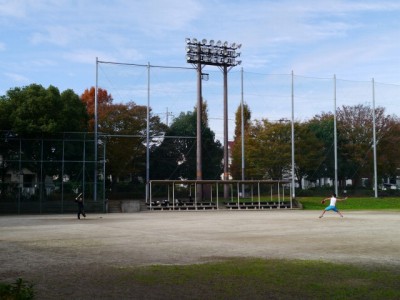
[325,205,338,212]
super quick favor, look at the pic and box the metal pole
[237,182,240,208]
[291,71,295,200]
[61,137,65,213]
[146,62,150,203]
[18,138,21,214]
[94,57,98,202]
[372,78,378,198]
[40,138,43,213]
[278,181,280,209]
[172,182,175,210]
[241,67,245,198]
[149,181,152,209]
[103,139,106,212]
[216,183,219,210]
[196,47,203,201]
[82,133,86,201]
[223,65,229,199]
[194,182,197,206]
[333,75,338,196]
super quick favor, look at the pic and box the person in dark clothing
[75,193,86,219]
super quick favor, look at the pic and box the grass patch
[124,258,400,299]
[299,196,400,210]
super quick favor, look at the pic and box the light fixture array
[185,38,242,67]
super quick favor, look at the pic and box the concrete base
[121,200,141,212]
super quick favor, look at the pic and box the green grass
[123,258,400,299]
[298,196,400,210]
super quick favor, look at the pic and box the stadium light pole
[186,38,242,199]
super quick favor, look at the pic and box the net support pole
[94,57,98,202]
[146,62,150,203]
[372,78,378,198]
[333,75,338,196]
[241,67,245,198]
[291,71,295,200]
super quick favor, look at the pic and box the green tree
[230,103,251,179]
[294,122,324,189]
[150,103,223,180]
[100,102,167,182]
[377,120,400,181]
[0,84,88,134]
[246,120,291,180]
[337,104,393,187]
[0,84,89,200]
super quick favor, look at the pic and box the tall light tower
[186,38,242,199]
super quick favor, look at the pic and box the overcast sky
[1,0,399,139]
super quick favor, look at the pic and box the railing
[148,179,292,210]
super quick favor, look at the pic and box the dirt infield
[1,210,399,298]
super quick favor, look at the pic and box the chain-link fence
[0,132,106,214]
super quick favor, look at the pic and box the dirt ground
[1,210,399,299]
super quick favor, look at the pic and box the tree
[150,103,223,180]
[80,87,167,183]
[376,120,400,181]
[0,84,88,134]
[0,84,89,200]
[100,102,166,181]
[308,113,341,185]
[336,104,393,187]
[230,103,251,179]
[294,122,324,189]
[80,87,113,131]
[246,120,291,180]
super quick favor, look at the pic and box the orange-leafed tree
[80,87,113,131]
[80,87,167,186]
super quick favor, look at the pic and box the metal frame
[149,179,291,210]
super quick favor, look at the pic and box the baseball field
[1,209,400,299]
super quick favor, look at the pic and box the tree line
[0,84,222,192]
[1,83,399,191]
[230,103,400,189]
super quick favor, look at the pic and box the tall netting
[375,81,400,118]
[2,60,399,214]
[98,62,198,127]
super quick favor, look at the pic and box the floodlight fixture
[185,37,242,67]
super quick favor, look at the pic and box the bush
[0,278,35,300]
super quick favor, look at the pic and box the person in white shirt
[319,193,347,218]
